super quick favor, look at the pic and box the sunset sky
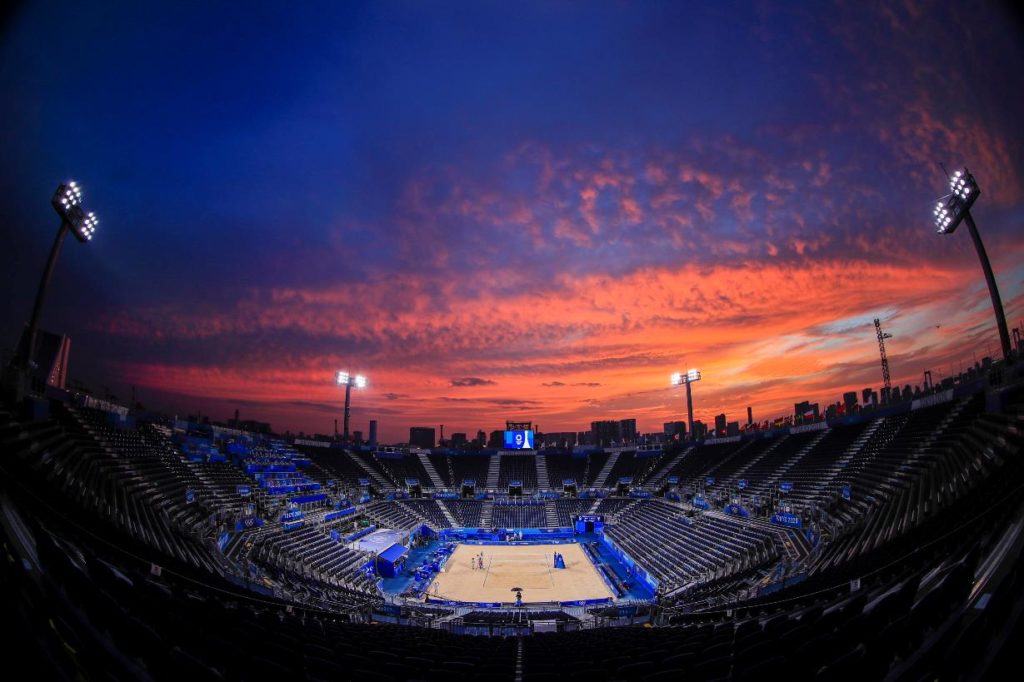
[1,1,1023,443]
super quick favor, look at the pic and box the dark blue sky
[2,1,1023,441]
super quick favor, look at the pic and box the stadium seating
[490,500,547,528]
[497,452,538,489]
[1,376,1021,680]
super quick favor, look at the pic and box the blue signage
[779,481,794,493]
[841,485,851,501]
[667,476,679,484]
[771,512,802,528]
[185,489,195,504]
[737,479,747,489]
[692,495,710,510]
[705,477,715,486]
[237,485,251,497]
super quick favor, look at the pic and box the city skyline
[1,2,1023,443]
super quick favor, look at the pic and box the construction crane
[874,318,892,390]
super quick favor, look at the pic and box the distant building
[663,421,687,439]
[794,400,819,420]
[353,430,363,443]
[475,430,487,447]
[544,431,577,448]
[488,430,504,448]
[15,327,71,391]
[618,419,637,443]
[746,406,753,426]
[691,420,708,439]
[409,427,435,449]
[726,421,740,437]
[714,413,727,436]
[228,418,272,434]
[450,432,467,447]
[369,420,378,446]
[590,420,618,447]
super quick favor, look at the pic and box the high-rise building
[451,432,467,447]
[746,406,753,425]
[663,421,687,438]
[714,413,727,436]
[590,420,618,447]
[618,419,637,443]
[726,421,740,437]
[369,420,378,446]
[691,420,708,439]
[488,430,504,448]
[843,391,858,412]
[409,427,435,449]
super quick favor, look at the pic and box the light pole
[336,371,367,441]
[16,181,99,390]
[933,168,1012,361]
[671,369,702,440]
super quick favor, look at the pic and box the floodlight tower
[20,182,99,376]
[336,371,367,441]
[933,168,1012,361]
[671,369,702,440]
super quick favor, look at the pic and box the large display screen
[503,430,534,449]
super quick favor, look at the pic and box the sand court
[427,542,614,604]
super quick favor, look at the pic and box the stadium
[2,366,1024,679]
[3,2,1024,680]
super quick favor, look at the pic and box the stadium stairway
[480,500,493,527]
[534,453,550,491]
[417,452,445,489]
[765,429,829,486]
[436,499,459,527]
[486,454,501,489]
[729,435,789,482]
[543,500,559,526]
[648,446,693,488]
[594,451,620,488]
[351,451,391,490]
[832,416,887,482]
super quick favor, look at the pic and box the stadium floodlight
[671,368,702,440]
[932,168,1012,360]
[16,181,100,389]
[336,370,368,441]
